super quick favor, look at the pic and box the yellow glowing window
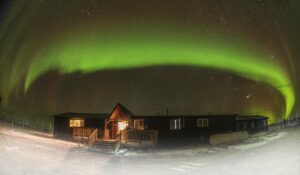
[69,119,84,127]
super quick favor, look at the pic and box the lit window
[133,119,144,130]
[170,118,182,130]
[69,119,84,127]
[197,119,209,127]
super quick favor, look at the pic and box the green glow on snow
[22,28,295,123]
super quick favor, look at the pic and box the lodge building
[53,103,268,152]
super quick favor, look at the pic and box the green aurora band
[16,28,294,123]
[0,0,295,122]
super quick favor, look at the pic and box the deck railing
[98,129,104,138]
[73,127,96,138]
[115,133,121,154]
[88,129,98,147]
[124,129,158,146]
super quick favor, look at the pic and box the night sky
[0,0,299,123]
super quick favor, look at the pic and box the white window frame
[262,120,267,127]
[197,119,209,128]
[170,118,182,130]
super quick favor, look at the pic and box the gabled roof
[107,103,134,121]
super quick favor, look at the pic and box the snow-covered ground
[1,123,300,175]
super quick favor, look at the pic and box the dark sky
[0,0,299,123]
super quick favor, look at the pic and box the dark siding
[53,117,73,140]
[84,119,105,129]
[131,114,268,144]
[131,115,238,143]
[236,118,268,133]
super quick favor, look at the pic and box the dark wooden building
[129,114,268,143]
[53,103,268,146]
[235,115,268,133]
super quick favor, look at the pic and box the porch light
[118,122,128,130]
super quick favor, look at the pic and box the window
[197,119,209,127]
[262,120,267,127]
[133,119,144,130]
[170,118,182,130]
[69,119,84,127]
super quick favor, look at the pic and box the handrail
[73,127,95,137]
[124,129,158,146]
[114,132,121,154]
[88,128,98,147]
[98,129,104,138]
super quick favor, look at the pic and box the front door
[106,121,117,139]
[104,120,128,140]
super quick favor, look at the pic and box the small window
[69,119,84,127]
[197,119,209,127]
[133,119,144,130]
[262,120,267,127]
[170,118,182,130]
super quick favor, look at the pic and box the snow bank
[209,131,249,145]
[228,131,287,150]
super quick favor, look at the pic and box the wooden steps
[89,140,120,154]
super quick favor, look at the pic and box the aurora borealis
[0,0,299,124]
[23,28,295,122]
